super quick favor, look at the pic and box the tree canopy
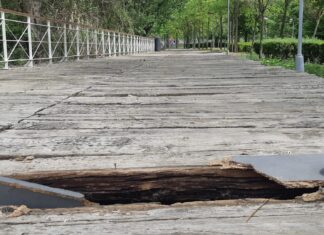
[0,0,323,40]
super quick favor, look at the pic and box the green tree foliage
[1,0,323,41]
[160,0,323,50]
[0,0,186,36]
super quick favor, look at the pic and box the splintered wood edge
[26,198,295,214]
[215,158,324,189]
[6,164,253,179]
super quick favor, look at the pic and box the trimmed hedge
[238,42,253,53]
[238,38,324,64]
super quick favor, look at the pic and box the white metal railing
[0,8,155,69]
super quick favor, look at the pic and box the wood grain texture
[0,51,323,233]
[1,201,323,235]
[0,51,324,174]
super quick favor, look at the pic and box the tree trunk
[279,0,290,38]
[22,0,41,19]
[231,8,235,52]
[259,13,265,58]
[220,15,223,49]
[312,11,323,38]
[207,17,210,49]
[234,0,240,52]
[251,16,257,53]
[212,18,217,49]
[198,29,201,49]
[193,26,196,49]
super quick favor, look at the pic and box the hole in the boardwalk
[19,166,319,205]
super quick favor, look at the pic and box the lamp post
[227,0,230,55]
[296,0,304,73]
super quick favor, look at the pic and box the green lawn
[242,53,324,78]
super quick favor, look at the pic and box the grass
[242,52,324,78]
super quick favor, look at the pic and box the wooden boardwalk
[1,50,324,173]
[0,50,324,233]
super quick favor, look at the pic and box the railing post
[124,34,127,55]
[141,37,143,52]
[131,36,134,54]
[130,35,133,55]
[63,24,68,60]
[128,35,130,54]
[121,34,123,55]
[1,12,9,69]
[124,35,126,55]
[86,29,90,58]
[122,34,125,55]
[147,39,149,52]
[139,37,141,53]
[27,16,33,67]
[118,33,121,56]
[76,26,80,61]
[129,35,130,54]
[132,35,134,54]
[136,36,138,54]
[102,30,105,57]
[94,30,98,57]
[108,32,111,56]
[126,35,129,55]
[127,35,129,54]
[113,32,116,56]
[47,21,52,64]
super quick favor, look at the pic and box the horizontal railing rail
[0,8,155,69]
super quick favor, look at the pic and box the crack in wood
[17,86,93,124]
[0,124,13,133]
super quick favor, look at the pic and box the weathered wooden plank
[0,128,323,159]
[0,201,323,234]
[0,51,323,233]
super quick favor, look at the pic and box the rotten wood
[9,166,318,205]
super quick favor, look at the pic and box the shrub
[238,42,252,53]
[252,38,324,64]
